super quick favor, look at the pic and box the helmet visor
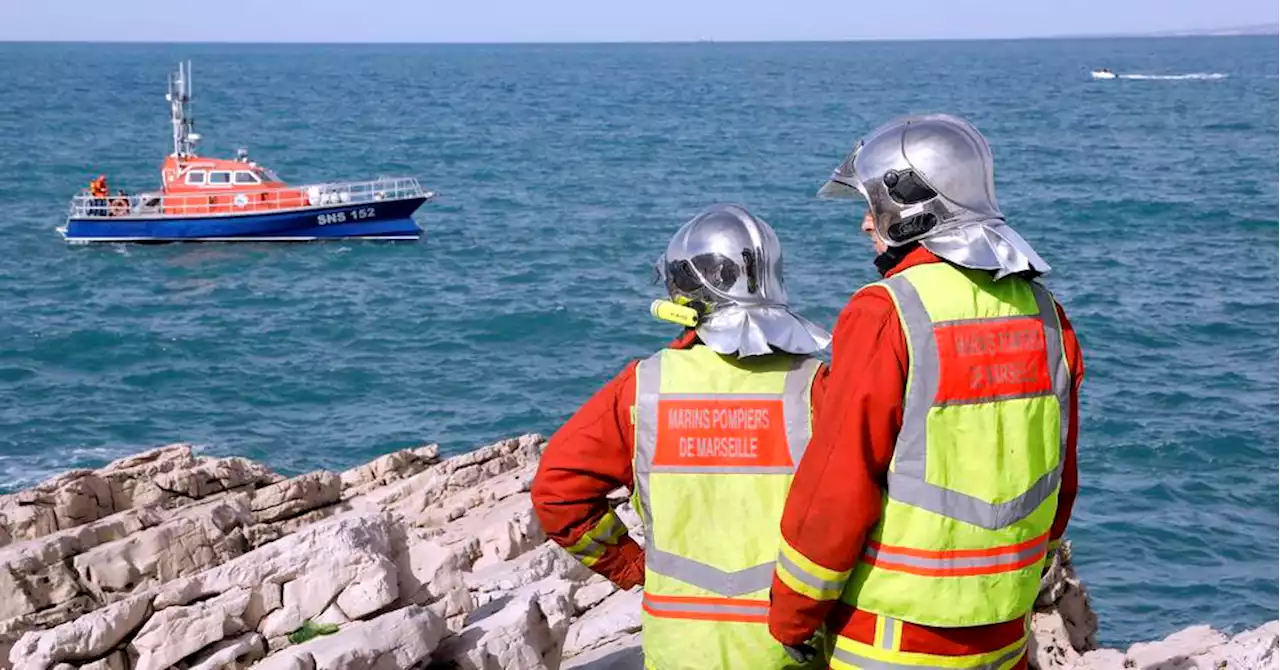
[655,251,744,303]
[817,140,865,199]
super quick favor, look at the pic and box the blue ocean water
[0,37,1275,646]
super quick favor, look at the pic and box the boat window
[234,171,261,184]
[185,171,207,185]
[209,171,232,185]
[258,168,281,183]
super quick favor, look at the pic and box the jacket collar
[882,245,946,278]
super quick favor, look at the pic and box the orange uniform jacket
[531,331,830,590]
[767,247,1084,664]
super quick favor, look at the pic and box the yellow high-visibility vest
[772,262,1070,670]
[843,262,1069,630]
[631,345,823,670]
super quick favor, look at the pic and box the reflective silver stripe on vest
[831,642,1026,670]
[633,351,821,596]
[642,595,769,618]
[865,534,1048,571]
[880,616,898,650]
[781,358,821,467]
[645,553,776,597]
[881,274,1071,531]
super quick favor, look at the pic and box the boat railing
[67,176,431,219]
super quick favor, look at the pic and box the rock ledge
[1,437,1273,670]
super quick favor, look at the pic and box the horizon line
[0,26,1276,46]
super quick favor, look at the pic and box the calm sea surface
[0,37,1275,646]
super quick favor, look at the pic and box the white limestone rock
[0,445,278,547]
[73,497,253,601]
[571,578,618,613]
[254,535,400,637]
[561,633,642,670]
[477,503,546,564]
[186,631,266,670]
[1127,626,1231,669]
[1122,623,1257,670]
[249,472,342,524]
[432,590,569,670]
[1218,620,1279,669]
[1032,610,1084,670]
[78,651,128,670]
[152,511,398,616]
[129,588,252,670]
[465,542,594,596]
[1031,541,1099,669]
[253,606,444,670]
[394,532,478,607]
[8,436,1278,670]
[340,444,440,499]
[563,589,642,658]
[1076,648,1128,670]
[7,595,152,670]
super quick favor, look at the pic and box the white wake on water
[1117,72,1228,80]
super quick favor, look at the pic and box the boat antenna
[167,61,199,158]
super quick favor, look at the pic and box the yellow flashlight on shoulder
[649,299,699,328]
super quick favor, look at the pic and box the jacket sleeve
[1048,302,1085,555]
[531,362,645,589]
[769,288,906,646]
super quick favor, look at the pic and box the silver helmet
[655,204,830,358]
[818,113,1051,278]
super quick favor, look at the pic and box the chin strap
[873,241,920,277]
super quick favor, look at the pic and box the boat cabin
[158,154,308,215]
[161,154,286,193]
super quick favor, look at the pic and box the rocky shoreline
[0,436,1273,670]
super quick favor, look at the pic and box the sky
[1,0,1277,43]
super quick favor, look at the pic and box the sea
[0,37,1275,647]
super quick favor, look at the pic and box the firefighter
[532,204,832,669]
[767,114,1085,670]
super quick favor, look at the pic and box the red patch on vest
[653,399,792,468]
[933,317,1051,404]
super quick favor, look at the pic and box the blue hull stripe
[63,197,426,242]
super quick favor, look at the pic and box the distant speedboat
[1091,68,1117,80]
[60,61,435,244]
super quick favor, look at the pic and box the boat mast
[167,61,199,158]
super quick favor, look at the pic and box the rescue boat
[60,62,434,243]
